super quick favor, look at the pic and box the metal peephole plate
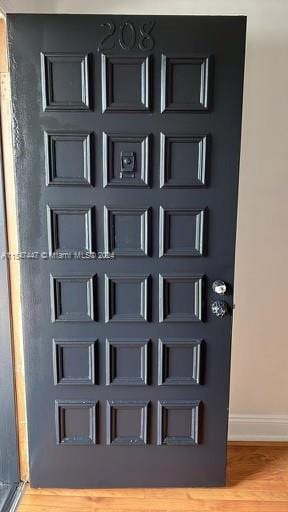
[120,151,136,179]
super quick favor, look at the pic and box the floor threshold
[0,482,25,512]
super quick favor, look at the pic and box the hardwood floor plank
[227,480,288,491]
[23,489,288,502]
[22,489,288,501]
[18,500,288,512]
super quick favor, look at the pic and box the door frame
[0,16,28,511]
[0,107,19,486]
[0,15,28,490]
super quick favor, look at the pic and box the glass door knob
[212,280,227,295]
[211,300,228,318]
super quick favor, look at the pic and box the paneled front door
[8,14,246,487]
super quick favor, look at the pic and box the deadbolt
[212,280,227,295]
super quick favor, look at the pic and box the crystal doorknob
[212,280,227,295]
[211,300,228,318]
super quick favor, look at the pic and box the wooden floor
[18,444,288,512]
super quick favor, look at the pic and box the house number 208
[98,20,155,51]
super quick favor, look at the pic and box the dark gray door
[8,14,246,488]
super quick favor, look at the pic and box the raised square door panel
[50,274,96,322]
[106,339,149,386]
[103,133,150,187]
[160,133,208,188]
[157,400,200,445]
[158,339,202,385]
[104,206,150,256]
[44,131,92,186]
[105,274,149,322]
[55,400,97,445]
[52,339,97,385]
[159,207,205,257]
[47,206,94,255]
[161,55,211,112]
[159,274,203,322]
[101,55,150,112]
[41,52,91,111]
[106,400,149,445]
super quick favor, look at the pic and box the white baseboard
[228,414,288,441]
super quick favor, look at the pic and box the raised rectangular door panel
[103,132,150,187]
[101,55,151,112]
[8,14,246,487]
[44,131,93,186]
[106,338,149,386]
[41,52,91,111]
[52,339,97,386]
[55,400,97,445]
[157,338,202,386]
[160,55,211,112]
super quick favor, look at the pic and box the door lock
[120,151,136,179]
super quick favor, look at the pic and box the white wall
[1,0,288,440]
